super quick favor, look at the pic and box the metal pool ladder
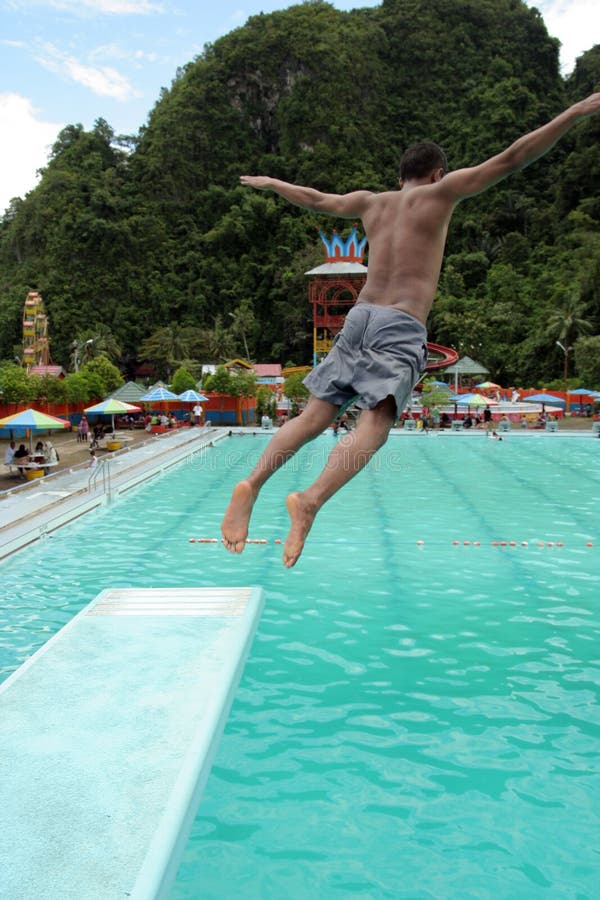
[88,458,111,494]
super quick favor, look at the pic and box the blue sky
[0,0,597,215]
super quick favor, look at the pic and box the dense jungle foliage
[1,0,599,387]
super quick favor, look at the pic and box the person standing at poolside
[222,93,600,567]
[4,440,16,468]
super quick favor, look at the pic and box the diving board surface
[0,586,264,900]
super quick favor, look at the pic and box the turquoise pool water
[1,434,599,898]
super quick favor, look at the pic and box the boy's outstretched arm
[240,175,372,218]
[441,92,600,202]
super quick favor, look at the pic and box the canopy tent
[443,356,489,393]
[108,381,147,404]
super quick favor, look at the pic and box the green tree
[63,372,93,403]
[32,374,68,404]
[228,298,257,361]
[545,291,593,346]
[284,372,309,402]
[573,335,600,386]
[0,363,35,404]
[197,316,237,363]
[256,386,277,419]
[210,365,234,394]
[79,357,123,396]
[139,325,202,378]
[229,372,257,398]
[73,324,122,366]
[170,366,197,394]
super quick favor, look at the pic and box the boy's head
[399,141,448,183]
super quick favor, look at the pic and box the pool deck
[0,425,230,560]
[0,586,265,900]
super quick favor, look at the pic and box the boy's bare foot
[221,480,256,553]
[283,492,317,568]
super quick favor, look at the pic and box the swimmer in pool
[222,93,600,567]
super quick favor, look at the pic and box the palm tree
[546,291,593,347]
[71,325,122,371]
[139,324,201,374]
[546,291,593,388]
[228,299,257,361]
[197,315,237,362]
[87,324,122,363]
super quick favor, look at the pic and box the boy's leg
[221,396,339,552]
[283,395,396,567]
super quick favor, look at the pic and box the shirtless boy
[222,93,600,567]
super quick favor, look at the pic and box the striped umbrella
[0,407,71,451]
[85,398,141,433]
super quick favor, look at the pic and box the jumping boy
[222,93,600,567]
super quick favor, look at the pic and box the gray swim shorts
[303,302,428,415]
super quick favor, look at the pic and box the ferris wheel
[22,291,50,370]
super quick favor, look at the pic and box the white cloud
[0,93,62,214]
[89,42,159,63]
[35,44,141,100]
[529,0,598,73]
[47,0,164,13]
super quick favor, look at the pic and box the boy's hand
[240,175,272,189]
[576,92,600,118]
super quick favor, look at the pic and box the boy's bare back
[355,186,455,324]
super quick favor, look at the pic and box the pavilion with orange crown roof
[304,226,458,372]
[305,225,368,366]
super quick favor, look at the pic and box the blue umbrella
[139,386,179,403]
[522,393,565,408]
[177,390,208,402]
[566,387,600,413]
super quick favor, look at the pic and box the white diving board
[0,586,264,900]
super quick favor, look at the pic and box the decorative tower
[304,227,459,374]
[305,225,368,366]
[22,291,50,371]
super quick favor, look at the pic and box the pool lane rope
[188,537,594,548]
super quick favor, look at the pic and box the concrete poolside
[0,425,228,560]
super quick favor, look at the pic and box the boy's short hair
[399,141,448,181]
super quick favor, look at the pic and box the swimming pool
[2,433,599,898]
